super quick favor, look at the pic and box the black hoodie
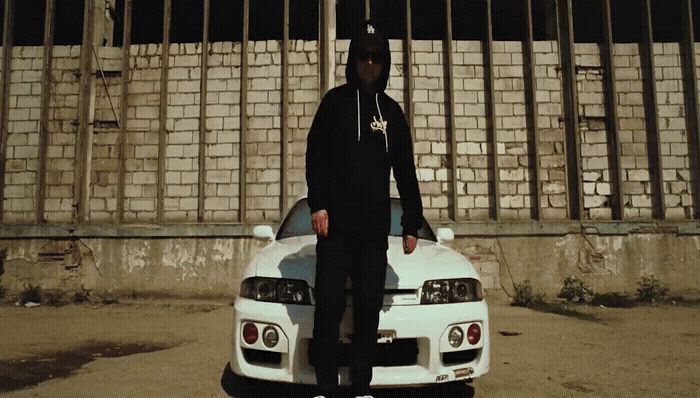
[306,21,423,248]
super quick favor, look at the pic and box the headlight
[421,278,483,304]
[240,277,312,305]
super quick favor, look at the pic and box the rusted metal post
[281,0,290,216]
[117,0,132,223]
[319,0,330,95]
[680,0,700,219]
[0,0,13,223]
[601,0,624,220]
[640,0,665,219]
[485,0,500,221]
[239,0,249,223]
[405,0,415,143]
[157,0,172,222]
[198,0,210,222]
[37,0,56,223]
[556,0,583,220]
[445,0,458,220]
[523,0,541,220]
[75,0,96,224]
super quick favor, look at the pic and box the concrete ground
[0,294,697,398]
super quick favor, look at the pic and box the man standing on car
[305,20,423,398]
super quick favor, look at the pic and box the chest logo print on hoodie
[371,115,388,134]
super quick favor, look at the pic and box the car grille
[442,348,479,365]
[309,338,419,367]
[243,348,282,365]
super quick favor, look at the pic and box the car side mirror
[253,225,275,240]
[436,227,454,243]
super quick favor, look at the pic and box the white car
[223,197,489,395]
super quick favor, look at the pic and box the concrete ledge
[0,220,698,239]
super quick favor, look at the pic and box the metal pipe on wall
[198,0,211,222]
[524,0,542,220]
[485,0,500,220]
[117,0,133,223]
[239,0,250,223]
[0,0,14,224]
[445,0,459,220]
[680,0,700,219]
[601,0,625,220]
[281,0,290,215]
[157,0,172,222]
[75,0,96,223]
[556,0,583,220]
[37,0,56,224]
[640,0,665,219]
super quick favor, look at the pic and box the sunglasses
[358,51,382,63]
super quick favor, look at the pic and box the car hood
[250,236,479,289]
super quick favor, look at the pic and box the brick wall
[2,47,42,223]
[204,42,241,222]
[653,43,693,219]
[286,40,319,211]
[411,40,450,220]
[0,39,698,225]
[614,43,651,219]
[124,44,161,222]
[575,43,613,220]
[534,41,567,219]
[454,41,490,220]
[90,47,123,222]
[165,43,201,222]
[45,46,81,223]
[493,41,534,220]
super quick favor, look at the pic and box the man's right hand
[311,209,329,237]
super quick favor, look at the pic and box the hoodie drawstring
[356,90,389,153]
[357,90,361,142]
[375,93,388,153]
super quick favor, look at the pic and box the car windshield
[276,198,437,241]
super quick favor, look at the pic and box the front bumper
[230,297,490,387]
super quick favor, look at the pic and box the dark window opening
[492,0,526,41]
[290,0,319,40]
[210,0,243,42]
[370,0,406,39]
[336,0,364,39]
[412,0,445,40]
[611,0,643,43]
[13,0,45,46]
[452,0,486,41]
[652,0,682,42]
[171,0,203,43]
[250,0,282,40]
[532,0,557,41]
[573,0,603,43]
[132,0,163,44]
[54,0,84,45]
[112,0,125,47]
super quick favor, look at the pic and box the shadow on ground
[0,342,176,393]
[222,362,475,398]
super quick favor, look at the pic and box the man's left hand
[403,235,417,254]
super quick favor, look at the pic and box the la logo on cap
[367,24,375,34]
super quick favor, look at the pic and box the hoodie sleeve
[305,93,332,214]
[391,102,423,237]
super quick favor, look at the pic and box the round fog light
[262,326,279,348]
[243,322,258,345]
[467,324,481,345]
[448,326,464,348]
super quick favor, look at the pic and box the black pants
[309,237,388,397]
